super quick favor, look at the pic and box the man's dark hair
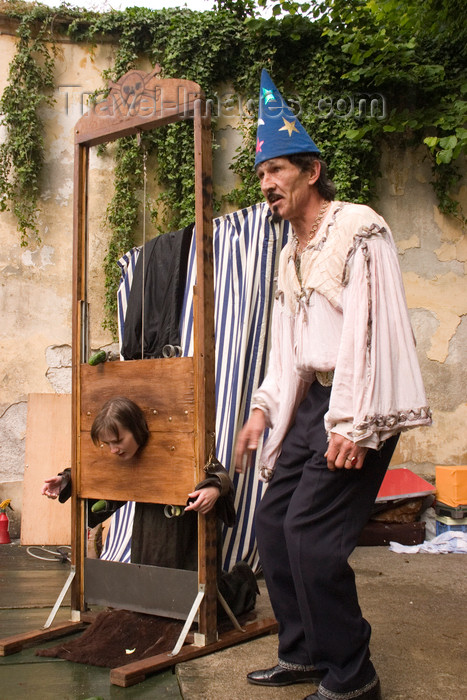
[287,152,336,201]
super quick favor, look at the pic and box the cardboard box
[435,465,467,507]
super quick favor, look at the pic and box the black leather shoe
[304,678,381,700]
[247,664,324,687]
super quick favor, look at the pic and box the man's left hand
[325,433,368,471]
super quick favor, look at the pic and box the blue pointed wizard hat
[255,69,320,167]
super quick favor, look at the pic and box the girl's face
[99,421,139,461]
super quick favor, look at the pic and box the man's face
[256,157,316,222]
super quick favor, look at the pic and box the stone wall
[0,20,465,511]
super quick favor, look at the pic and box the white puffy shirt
[251,201,432,481]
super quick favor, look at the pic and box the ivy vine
[101,135,143,336]
[0,1,58,245]
[0,0,465,332]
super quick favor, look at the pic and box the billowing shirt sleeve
[250,296,286,428]
[251,293,310,476]
[325,226,431,448]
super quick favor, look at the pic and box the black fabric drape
[121,224,194,360]
[130,461,236,568]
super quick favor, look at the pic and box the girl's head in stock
[91,396,149,461]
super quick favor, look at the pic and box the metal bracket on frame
[42,565,76,629]
[169,585,205,656]
[216,586,245,633]
[169,581,247,658]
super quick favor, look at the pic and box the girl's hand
[41,476,63,499]
[184,486,220,515]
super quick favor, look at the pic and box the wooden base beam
[0,620,87,656]
[110,617,278,687]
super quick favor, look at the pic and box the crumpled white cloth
[389,531,467,554]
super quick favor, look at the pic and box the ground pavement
[1,542,465,699]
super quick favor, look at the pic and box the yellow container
[435,465,467,507]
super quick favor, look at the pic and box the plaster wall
[0,26,465,498]
[376,143,467,472]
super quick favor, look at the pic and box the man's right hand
[234,409,266,473]
[41,476,63,499]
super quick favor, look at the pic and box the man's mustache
[266,191,282,204]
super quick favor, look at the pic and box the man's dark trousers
[255,381,398,694]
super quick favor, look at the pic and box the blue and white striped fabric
[101,202,289,571]
[117,246,140,358]
[99,498,134,563]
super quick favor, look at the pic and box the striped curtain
[101,202,289,572]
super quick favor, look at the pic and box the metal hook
[164,504,185,518]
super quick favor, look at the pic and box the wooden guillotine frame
[0,67,274,686]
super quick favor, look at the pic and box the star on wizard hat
[255,69,320,167]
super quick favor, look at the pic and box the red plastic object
[0,510,11,544]
[376,467,435,503]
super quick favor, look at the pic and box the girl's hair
[90,396,149,449]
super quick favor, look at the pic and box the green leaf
[345,128,369,140]
[436,149,453,164]
[439,135,457,150]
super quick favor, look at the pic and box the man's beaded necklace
[293,199,330,284]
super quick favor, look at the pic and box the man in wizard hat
[235,69,431,700]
